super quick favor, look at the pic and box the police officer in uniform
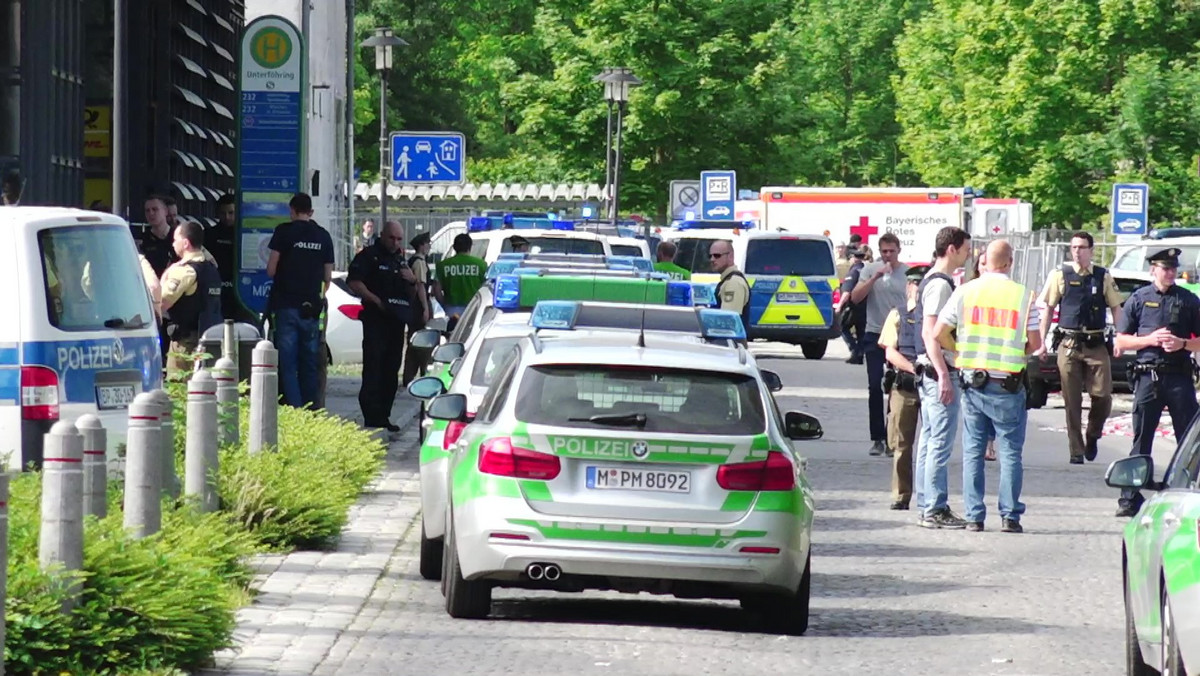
[879,264,929,510]
[404,231,434,384]
[347,221,420,431]
[160,221,222,378]
[210,193,241,320]
[1114,246,1200,516]
[1036,231,1124,464]
[710,240,750,326]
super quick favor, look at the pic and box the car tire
[800,341,827,360]
[419,523,443,581]
[443,524,491,619]
[1162,593,1186,676]
[1026,377,1048,409]
[747,554,810,636]
[1125,578,1155,676]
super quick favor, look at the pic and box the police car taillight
[20,366,59,421]
[443,416,472,451]
[832,289,842,305]
[478,437,560,480]
[716,451,794,491]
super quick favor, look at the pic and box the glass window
[1112,247,1147,272]
[745,239,834,276]
[674,238,716,273]
[449,296,481,344]
[40,225,154,332]
[470,239,490,259]
[1114,277,1149,301]
[476,347,520,424]
[514,365,766,435]
[470,336,523,387]
[500,237,605,255]
[1166,419,1200,489]
[611,244,644,257]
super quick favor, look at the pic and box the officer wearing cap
[878,264,929,510]
[1113,246,1200,517]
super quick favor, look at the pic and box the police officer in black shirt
[210,193,240,320]
[267,193,335,409]
[1114,246,1200,516]
[141,195,176,278]
[347,221,420,431]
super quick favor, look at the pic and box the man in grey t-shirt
[849,233,909,456]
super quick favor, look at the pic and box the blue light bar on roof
[607,255,653,272]
[467,215,576,232]
[493,274,522,310]
[666,281,694,307]
[691,283,718,307]
[487,260,522,279]
[530,301,581,330]
[674,220,756,231]
[698,309,747,340]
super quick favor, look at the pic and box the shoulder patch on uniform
[723,290,735,302]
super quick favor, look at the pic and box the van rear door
[743,237,837,332]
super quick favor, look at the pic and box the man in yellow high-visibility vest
[931,240,1042,534]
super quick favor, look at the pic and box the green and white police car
[425,303,821,634]
[1106,441,1200,675]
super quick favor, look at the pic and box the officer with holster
[1113,247,1200,517]
[931,240,1041,533]
[160,221,222,378]
[347,221,420,432]
[1035,231,1124,464]
[879,264,929,510]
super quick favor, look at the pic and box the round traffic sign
[679,186,700,207]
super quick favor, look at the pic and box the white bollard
[248,340,278,454]
[213,356,239,446]
[185,370,219,512]
[124,393,162,539]
[222,319,238,373]
[150,390,179,499]
[40,421,83,610]
[76,414,107,519]
[0,471,8,670]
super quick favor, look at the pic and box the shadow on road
[814,541,970,559]
[811,572,973,598]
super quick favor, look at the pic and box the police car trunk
[0,208,161,469]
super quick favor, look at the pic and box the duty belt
[960,368,1025,394]
[915,363,956,382]
[1052,327,1107,350]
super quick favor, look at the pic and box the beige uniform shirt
[1040,263,1123,313]
[160,250,208,310]
[718,266,750,313]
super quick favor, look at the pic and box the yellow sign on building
[84,106,111,158]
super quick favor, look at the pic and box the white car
[606,236,651,259]
[708,206,731,217]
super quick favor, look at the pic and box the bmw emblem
[631,441,650,459]
[789,279,797,289]
[112,337,126,364]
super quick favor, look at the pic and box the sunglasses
[709,252,728,259]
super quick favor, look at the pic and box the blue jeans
[274,307,321,409]
[918,374,961,515]
[962,381,1027,524]
[863,332,886,441]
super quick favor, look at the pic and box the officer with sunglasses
[710,240,750,328]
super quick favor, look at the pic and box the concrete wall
[246,0,351,266]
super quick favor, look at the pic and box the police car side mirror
[407,376,446,400]
[427,393,469,422]
[761,369,784,393]
[1105,455,1160,491]
[409,328,441,350]
[784,411,823,441]
[431,342,465,364]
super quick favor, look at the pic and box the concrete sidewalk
[204,377,424,676]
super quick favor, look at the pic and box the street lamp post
[360,28,408,228]
[597,68,641,229]
[592,68,616,219]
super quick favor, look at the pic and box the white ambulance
[0,208,162,470]
[758,187,1032,265]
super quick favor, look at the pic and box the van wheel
[444,525,491,619]
[419,523,443,581]
[800,341,827,360]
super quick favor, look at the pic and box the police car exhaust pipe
[542,564,561,581]
[526,563,544,580]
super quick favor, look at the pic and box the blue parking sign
[1110,183,1149,236]
[701,170,736,221]
[390,132,466,184]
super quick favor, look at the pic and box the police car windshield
[515,365,766,435]
[610,244,644,257]
[745,239,834,276]
[500,237,605,256]
[471,337,523,387]
[39,225,153,332]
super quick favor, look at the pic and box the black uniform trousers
[1125,370,1198,507]
[359,313,408,426]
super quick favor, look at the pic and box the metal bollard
[185,370,219,512]
[40,421,83,610]
[76,414,107,519]
[248,340,278,454]
[222,319,238,372]
[0,472,8,671]
[150,390,179,499]
[124,393,162,539]
[214,356,239,446]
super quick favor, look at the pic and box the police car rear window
[501,238,605,256]
[610,244,644,257]
[515,365,766,434]
[573,306,701,333]
[745,239,834,276]
[39,225,154,332]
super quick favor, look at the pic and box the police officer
[436,233,487,319]
[1113,246,1200,517]
[347,221,420,431]
[879,264,929,510]
[160,221,222,378]
[405,231,434,384]
[932,240,1041,533]
[210,193,241,320]
[653,241,691,281]
[710,240,749,326]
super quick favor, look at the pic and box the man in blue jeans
[267,193,334,409]
[932,240,1041,533]
[848,233,908,457]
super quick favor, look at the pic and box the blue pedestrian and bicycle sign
[1110,182,1149,236]
[701,170,736,221]
[390,132,466,184]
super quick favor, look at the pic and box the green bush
[218,405,386,550]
